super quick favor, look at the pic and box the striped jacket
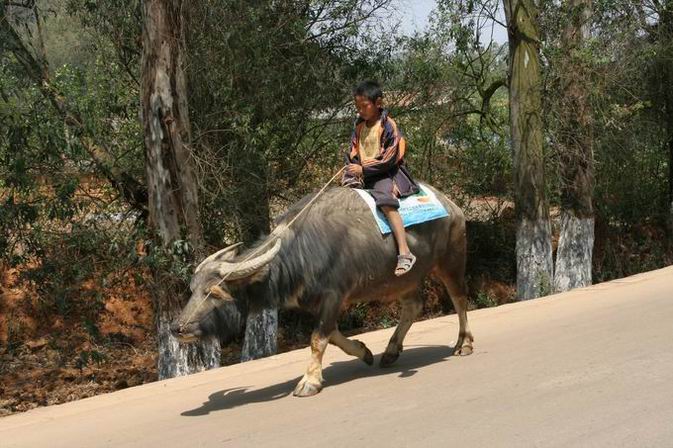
[342,109,419,196]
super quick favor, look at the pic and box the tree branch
[481,77,507,115]
[0,7,148,215]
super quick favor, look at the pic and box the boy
[342,80,420,276]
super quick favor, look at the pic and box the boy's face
[354,95,382,122]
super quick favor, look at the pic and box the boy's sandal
[395,253,417,277]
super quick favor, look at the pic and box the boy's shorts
[365,176,400,209]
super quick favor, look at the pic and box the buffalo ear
[209,284,234,301]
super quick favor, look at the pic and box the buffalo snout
[170,319,201,342]
[169,321,181,336]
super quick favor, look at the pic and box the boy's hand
[346,163,363,177]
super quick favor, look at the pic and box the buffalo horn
[195,242,244,274]
[218,238,282,280]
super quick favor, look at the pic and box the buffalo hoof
[293,379,322,397]
[379,351,399,368]
[454,344,473,356]
[355,340,374,366]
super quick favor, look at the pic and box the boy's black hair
[353,80,383,103]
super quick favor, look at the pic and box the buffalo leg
[294,295,341,397]
[293,330,329,397]
[437,271,474,356]
[329,329,374,366]
[380,294,423,367]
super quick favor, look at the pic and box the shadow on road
[181,344,455,416]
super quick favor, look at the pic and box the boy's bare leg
[381,206,416,275]
[381,206,410,255]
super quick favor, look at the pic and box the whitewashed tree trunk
[141,0,220,378]
[553,0,595,293]
[554,213,594,292]
[236,154,278,362]
[517,219,554,299]
[504,0,553,300]
[158,316,220,378]
[241,309,278,362]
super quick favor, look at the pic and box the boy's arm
[341,129,364,187]
[361,119,406,178]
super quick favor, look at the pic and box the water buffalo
[171,185,473,397]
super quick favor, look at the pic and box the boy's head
[353,80,383,123]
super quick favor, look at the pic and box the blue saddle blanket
[354,183,449,234]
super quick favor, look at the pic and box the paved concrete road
[2,266,673,448]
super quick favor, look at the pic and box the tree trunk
[157,304,220,378]
[140,0,220,378]
[554,213,594,291]
[241,306,278,362]
[236,158,278,362]
[503,0,553,299]
[553,0,595,293]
